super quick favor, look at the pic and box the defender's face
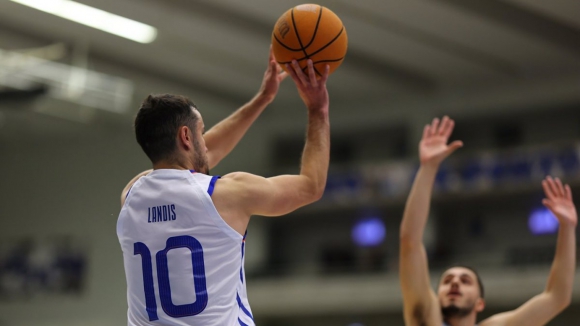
[437,267,482,313]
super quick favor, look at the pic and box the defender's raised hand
[286,59,329,112]
[258,47,289,103]
[542,176,578,227]
[420,116,463,167]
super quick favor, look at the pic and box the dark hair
[440,265,485,298]
[134,94,198,163]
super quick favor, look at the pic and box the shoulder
[120,169,153,206]
[220,171,259,182]
[404,293,442,326]
[212,172,256,196]
[208,173,260,232]
[212,172,271,209]
[478,313,511,326]
[216,172,267,190]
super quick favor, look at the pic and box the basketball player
[117,52,331,326]
[400,116,577,326]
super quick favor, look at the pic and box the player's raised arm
[204,48,288,169]
[480,177,576,326]
[215,59,329,222]
[400,117,463,326]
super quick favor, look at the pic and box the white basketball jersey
[117,169,255,326]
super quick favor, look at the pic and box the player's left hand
[542,176,578,228]
[258,46,288,103]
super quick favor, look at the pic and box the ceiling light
[11,0,157,44]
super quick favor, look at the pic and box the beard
[193,140,209,174]
[441,302,474,319]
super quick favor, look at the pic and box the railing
[322,142,580,204]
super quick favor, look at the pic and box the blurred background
[0,0,579,325]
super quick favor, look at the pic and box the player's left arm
[480,176,577,326]
[204,48,287,169]
[120,169,152,206]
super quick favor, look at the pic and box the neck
[445,313,477,326]
[153,157,194,171]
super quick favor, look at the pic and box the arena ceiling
[0,0,579,128]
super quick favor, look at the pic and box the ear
[475,298,485,313]
[177,126,193,150]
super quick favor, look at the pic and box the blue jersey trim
[125,186,133,199]
[240,231,247,283]
[238,318,249,326]
[237,293,254,321]
[207,175,221,196]
[241,231,247,259]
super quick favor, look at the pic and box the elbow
[312,179,327,201]
[399,226,413,244]
[557,295,572,311]
[553,298,571,315]
[312,186,325,202]
[546,291,572,312]
[399,235,413,249]
[563,298,572,311]
[399,219,424,247]
[307,175,326,201]
[400,233,412,245]
[302,182,325,205]
[399,232,422,249]
[306,187,325,204]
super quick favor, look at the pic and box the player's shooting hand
[419,116,463,167]
[286,59,329,113]
[542,176,578,228]
[258,47,289,103]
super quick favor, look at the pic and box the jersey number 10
[134,235,208,321]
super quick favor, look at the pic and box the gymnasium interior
[0,0,579,325]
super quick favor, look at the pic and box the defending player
[117,53,330,326]
[400,116,577,326]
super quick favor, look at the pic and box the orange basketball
[272,4,348,78]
